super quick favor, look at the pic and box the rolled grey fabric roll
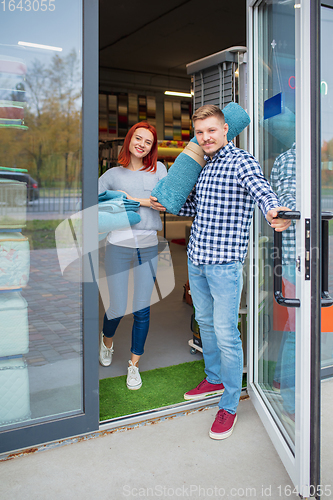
[151,102,251,215]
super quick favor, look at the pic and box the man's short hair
[192,105,225,123]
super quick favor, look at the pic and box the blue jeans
[103,243,158,356]
[188,258,243,414]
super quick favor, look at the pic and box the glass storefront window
[0,1,83,430]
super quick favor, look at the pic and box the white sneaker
[99,331,114,367]
[126,360,142,390]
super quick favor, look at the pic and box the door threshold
[99,388,249,432]
[0,390,248,462]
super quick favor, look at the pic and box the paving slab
[0,399,296,500]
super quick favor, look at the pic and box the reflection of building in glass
[270,145,296,429]
[0,57,28,130]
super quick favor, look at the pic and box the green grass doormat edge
[99,360,247,421]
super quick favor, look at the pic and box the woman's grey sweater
[98,162,167,231]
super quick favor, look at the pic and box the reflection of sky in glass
[321,7,333,144]
[262,4,295,151]
[0,1,81,60]
[0,1,82,113]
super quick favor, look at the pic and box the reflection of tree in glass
[26,59,47,120]
[47,50,82,188]
[21,50,82,188]
[23,60,48,186]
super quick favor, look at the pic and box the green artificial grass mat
[99,359,247,421]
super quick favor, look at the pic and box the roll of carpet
[151,137,205,215]
[0,292,29,357]
[0,232,30,290]
[151,102,250,215]
[224,101,251,143]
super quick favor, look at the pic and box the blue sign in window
[264,92,284,120]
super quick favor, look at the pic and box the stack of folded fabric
[98,190,141,241]
[0,179,31,426]
[151,102,251,215]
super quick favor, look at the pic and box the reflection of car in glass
[0,169,39,204]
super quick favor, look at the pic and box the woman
[98,122,167,390]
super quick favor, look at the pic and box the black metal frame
[0,0,100,455]
[321,213,333,307]
[273,211,301,307]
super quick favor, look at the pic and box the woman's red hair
[118,122,158,173]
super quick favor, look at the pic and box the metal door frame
[0,0,100,454]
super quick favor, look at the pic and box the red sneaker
[209,409,237,440]
[184,379,225,401]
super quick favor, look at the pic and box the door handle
[321,212,333,307]
[273,210,301,307]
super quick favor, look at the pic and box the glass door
[320,0,333,492]
[321,2,333,379]
[248,0,322,496]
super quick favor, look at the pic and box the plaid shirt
[179,141,280,265]
[270,143,296,265]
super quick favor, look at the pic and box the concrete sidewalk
[1,380,332,500]
[0,398,300,500]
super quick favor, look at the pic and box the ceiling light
[164,91,192,98]
[18,41,63,52]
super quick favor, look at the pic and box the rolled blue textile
[151,102,250,215]
[98,210,141,241]
[151,137,204,215]
[224,102,251,142]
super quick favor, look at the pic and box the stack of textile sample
[98,190,141,241]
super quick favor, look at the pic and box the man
[151,105,291,440]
